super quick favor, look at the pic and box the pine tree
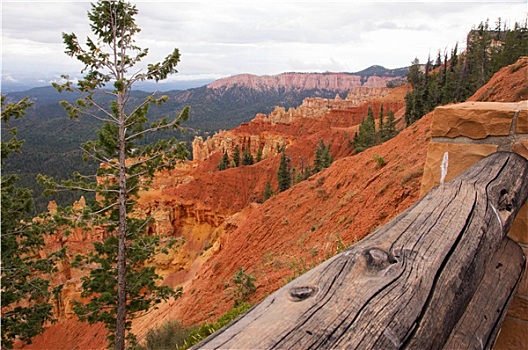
[242,147,254,166]
[451,42,459,69]
[41,1,188,348]
[407,57,424,89]
[384,110,398,141]
[354,106,376,153]
[263,181,273,201]
[1,96,65,348]
[256,148,263,162]
[496,21,528,70]
[404,58,426,126]
[422,55,432,113]
[365,106,377,145]
[277,152,291,192]
[313,140,333,173]
[232,144,241,167]
[378,104,385,143]
[353,129,363,153]
[442,44,459,104]
[218,150,229,171]
[434,50,443,69]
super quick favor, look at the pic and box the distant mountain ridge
[207,66,407,91]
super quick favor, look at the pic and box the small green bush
[182,302,251,349]
[143,320,195,350]
[372,154,387,167]
[141,302,252,350]
[232,268,256,307]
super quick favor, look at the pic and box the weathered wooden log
[194,152,528,350]
[444,237,525,349]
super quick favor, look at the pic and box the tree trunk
[194,152,528,350]
[115,90,128,350]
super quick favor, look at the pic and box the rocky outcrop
[207,72,400,92]
[192,130,291,163]
[421,100,528,193]
[192,87,394,162]
[431,101,519,139]
[262,87,392,124]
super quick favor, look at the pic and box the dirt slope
[468,56,528,102]
[149,111,432,328]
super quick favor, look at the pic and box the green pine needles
[277,151,292,192]
[218,145,257,170]
[1,96,66,348]
[40,1,190,349]
[353,105,397,153]
[313,140,333,173]
[404,19,528,126]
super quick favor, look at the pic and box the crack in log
[318,248,417,349]
[402,189,478,349]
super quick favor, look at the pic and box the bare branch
[125,118,182,141]
[82,147,116,166]
[90,202,119,216]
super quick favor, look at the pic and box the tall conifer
[277,152,291,192]
[41,1,189,348]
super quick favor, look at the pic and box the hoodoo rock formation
[192,86,398,163]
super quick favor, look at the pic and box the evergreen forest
[404,19,527,126]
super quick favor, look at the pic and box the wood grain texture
[193,152,528,350]
[444,238,525,350]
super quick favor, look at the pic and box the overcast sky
[1,0,526,90]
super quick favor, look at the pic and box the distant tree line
[405,18,528,126]
[353,104,398,153]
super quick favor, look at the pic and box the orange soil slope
[152,111,432,328]
[468,56,528,102]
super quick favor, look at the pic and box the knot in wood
[498,189,513,212]
[288,286,317,302]
[365,248,395,270]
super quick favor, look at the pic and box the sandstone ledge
[512,139,528,159]
[508,202,528,244]
[517,104,528,133]
[431,101,520,139]
[419,142,498,196]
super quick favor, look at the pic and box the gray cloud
[2,0,527,88]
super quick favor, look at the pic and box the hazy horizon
[2,0,526,92]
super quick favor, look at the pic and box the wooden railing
[193,152,528,350]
